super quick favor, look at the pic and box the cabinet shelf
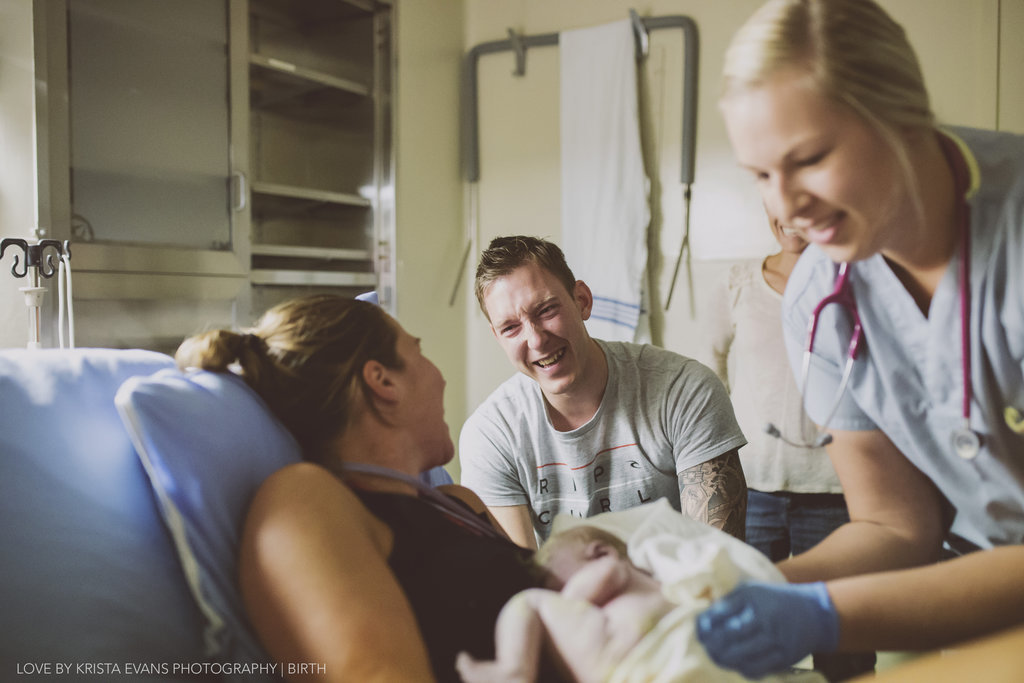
[250,0,374,29]
[250,269,376,287]
[251,181,371,208]
[250,244,371,261]
[250,53,370,99]
[246,0,390,311]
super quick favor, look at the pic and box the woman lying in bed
[176,294,553,682]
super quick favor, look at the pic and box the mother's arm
[239,462,435,682]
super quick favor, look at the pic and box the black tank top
[352,489,546,682]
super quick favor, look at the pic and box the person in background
[176,295,555,683]
[707,210,874,681]
[460,235,748,549]
[696,0,1024,678]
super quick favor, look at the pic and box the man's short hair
[474,235,577,320]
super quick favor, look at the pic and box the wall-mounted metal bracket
[629,9,649,62]
[508,28,527,76]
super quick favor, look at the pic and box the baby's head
[537,525,630,589]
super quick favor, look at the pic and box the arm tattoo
[678,449,747,541]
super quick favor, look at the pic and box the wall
[0,0,35,349]
[2,0,1020,464]
[459,0,1022,430]
[393,0,467,475]
[1001,0,1024,132]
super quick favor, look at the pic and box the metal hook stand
[0,237,72,349]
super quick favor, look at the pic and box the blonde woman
[696,0,1024,678]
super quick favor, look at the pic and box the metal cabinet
[244,0,393,317]
[34,0,394,352]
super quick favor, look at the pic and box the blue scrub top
[782,126,1024,550]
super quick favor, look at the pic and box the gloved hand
[696,581,840,679]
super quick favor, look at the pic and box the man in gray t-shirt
[459,236,748,548]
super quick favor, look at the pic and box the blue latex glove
[696,581,840,679]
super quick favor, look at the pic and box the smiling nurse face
[721,69,911,264]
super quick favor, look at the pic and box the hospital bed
[5,346,1013,682]
[0,345,817,683]
[0,346,449,682]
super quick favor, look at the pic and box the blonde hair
[723,0,932,129]
[175,295,402,461]
[536,525,628,567]
[723,0,936,218]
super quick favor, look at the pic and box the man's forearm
[678,449,747,540]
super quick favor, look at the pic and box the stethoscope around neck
[765,135,982,460]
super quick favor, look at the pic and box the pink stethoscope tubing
[793,261,864,448]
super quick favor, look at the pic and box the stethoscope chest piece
[952,426,981,459]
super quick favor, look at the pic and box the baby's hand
[455,651,532,683]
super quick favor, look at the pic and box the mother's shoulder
[248,462,382,536]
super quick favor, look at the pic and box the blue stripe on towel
[591,296,641,329]
[593,295,641,310]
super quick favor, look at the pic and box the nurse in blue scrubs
[697,0,1024,677]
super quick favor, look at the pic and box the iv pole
[0,234,72,349]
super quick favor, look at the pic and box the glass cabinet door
[67,0,232,249]
[32,0,392,351]
[35,0,248,351]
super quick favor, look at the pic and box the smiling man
[459,235,748,549]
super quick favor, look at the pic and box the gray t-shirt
[459,340,746,542]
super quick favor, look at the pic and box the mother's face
[389,322,455,470]
[721,69,907,264]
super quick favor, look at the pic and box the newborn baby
[457,525,673,683]
[457,500,827,683]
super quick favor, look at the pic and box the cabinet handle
[232,172,248,212]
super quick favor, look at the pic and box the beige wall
[1001,0,1024,133]
[393,0,468,476]
[458,0,1021,441]
[0,0,36,349]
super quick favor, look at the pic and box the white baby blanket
[551,500,827,682]
[559,19,651,343]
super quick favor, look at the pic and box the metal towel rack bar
[452,12,699,315]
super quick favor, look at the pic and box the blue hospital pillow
[0,348,208,677]
[115,368,300,672]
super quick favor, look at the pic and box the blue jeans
[746,490,876,682]
[746,489,851,559]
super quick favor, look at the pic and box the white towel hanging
[559,18,651,343]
